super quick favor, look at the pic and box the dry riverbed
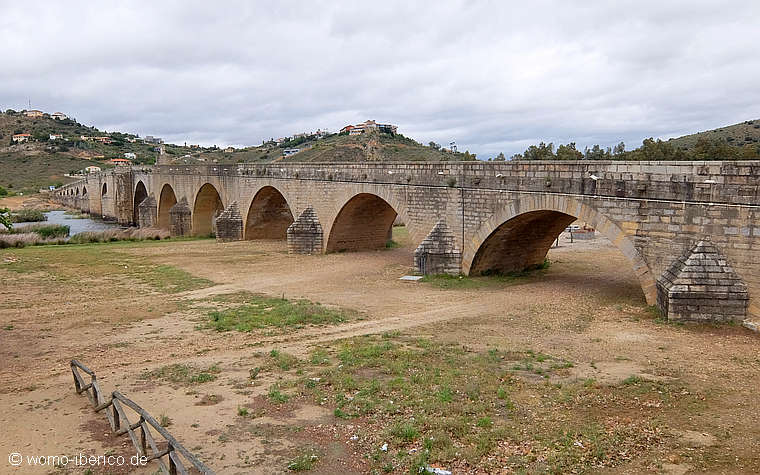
[1,230,758,474]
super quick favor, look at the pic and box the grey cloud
[2,1,759,157]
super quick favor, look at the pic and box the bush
[10,209,47,223]
[8,223,69,238]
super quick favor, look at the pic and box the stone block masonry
[52,160,760,323]
[656,238,749,322]
[287,206,323,254]
[215,201,243,242]
[414,220,462,275]
[169,198,192,237]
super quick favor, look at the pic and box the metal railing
[70,360,213,475]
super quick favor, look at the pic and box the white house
[124,152,137,159]
[85,166,102,173]
[51,112,68,120]
[12,133,31,143]
[49,134,63,141]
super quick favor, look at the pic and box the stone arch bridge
[53,161,760,323]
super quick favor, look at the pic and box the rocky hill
[666,119,760,150]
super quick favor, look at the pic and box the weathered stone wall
[51,160,760,320]
[215,201,243,242]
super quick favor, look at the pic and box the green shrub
[10,209,47,223]
[6,223,69,238]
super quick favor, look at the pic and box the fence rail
[70,359,213,475]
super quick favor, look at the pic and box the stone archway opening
[192,183,223,237]
[158,184,177,230]
[101,183,107,196]
[470,210,576,275]
[82,186,88,197]
[245,186,294,240]
[133,181,148,225]
[326,193,398,253]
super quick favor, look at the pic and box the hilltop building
[51,112,68,120]
[144,136,164,144]
[340,120,397,135]
[24,110,43,118]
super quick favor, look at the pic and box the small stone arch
[133,181,148,225]
[82,186,88,197]
[325,191,402,253]
[463,194,656,305]
[101,183,107,196]
[244,185,294,240]
[157,184,178,230]
[76,188,80,196]
[192,183,224,236]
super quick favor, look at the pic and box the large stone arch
[325,191,405,253]
[101,183,107,196]
[244,185,294,240]
[133,180,148,225]
[463,194,657,305]
[323,185,418,247]
[157,183,178,230]
[192,183,224,236]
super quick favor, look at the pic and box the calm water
[15,211,122,235]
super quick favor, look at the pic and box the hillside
[0,110,210,192]
[667,119,760,150]
[185,129,474,165]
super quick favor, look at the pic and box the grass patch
[420,262,551,290]
[1,240,213,294]
[287,450,318,471]
[137,264,213,293]
[3,223,69,238]
[141,363,221,385]
[206,293,353,332]
[274,334,698,472]
[10,209,47,223]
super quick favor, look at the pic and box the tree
[428,141,441,150]
[556,143,583,160]
[583,144,611,160]
[494,152,506,161]
[0,208,11,230]
[613,141,625,157]
[523,142,555,160]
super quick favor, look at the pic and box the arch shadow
[158,184,177,230]
[463,195,656,305]
[133,181,148,225]
[245,186,294,240]
[192,183,224,236]
[326,193,398,253]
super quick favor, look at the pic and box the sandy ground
[1,230,759,474]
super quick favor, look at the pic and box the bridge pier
[169,198,192,237]
[414,220,462,275]
[287,206,323,254]
[215,202,243,242]
[137,195,157,228]
[657,239,749,322]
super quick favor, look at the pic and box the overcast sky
[2,1,759,157]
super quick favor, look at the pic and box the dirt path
[1,235,759,473]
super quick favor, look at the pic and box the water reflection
[15,211,123,235]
